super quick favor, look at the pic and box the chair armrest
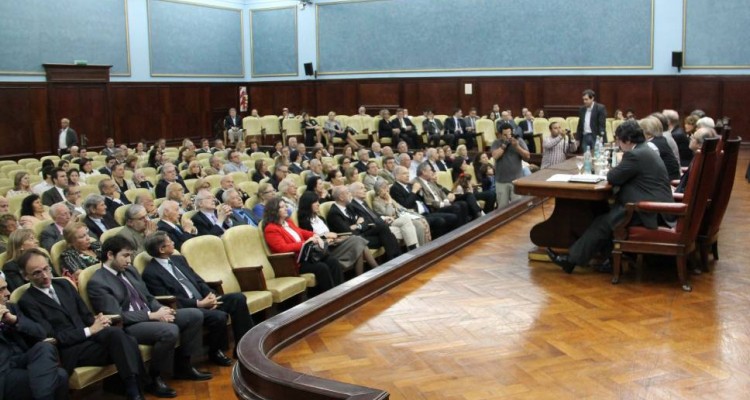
[233,266,267,291]
[154,295,177,309]
[631,201,688,216]
[673,193,684,202]
[267,253,299,278]
[205,280,224,295]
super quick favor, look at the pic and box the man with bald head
[40,202,71,251]
[155,163,188,198]
[157,200,197,251]
[215,174,250,204]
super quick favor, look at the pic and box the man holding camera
[541,121,578,169]
[491,122,530,208]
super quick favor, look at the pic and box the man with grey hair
[117,204,157,254]
[63,185,85,217]
[40,202,71,251]
[222,188,257,227]
[100,177,129,218]
[155,163,187,198]
[308,159,324,178]
[650,112,679,161]
[381,145,395,159]
[157,200,197,251]
[697,116,715,129]
[353,149,370,173]
[207,156,225,176]
[398,153,415,180]
[215,175,249,204]
[191,189,232,236]
[82,194,119,239]
[63,145,79,160]
[326,184,401,261]
[675,127,718,193]
[663,109,691,167]
[135,193,159,220]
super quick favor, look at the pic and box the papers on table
[546,174,606,184]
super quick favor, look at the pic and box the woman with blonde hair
[252,182,276,221]
[184,160,206,180]
[6,171,33,197]
[59,222,101,281]
[2,228,43,291]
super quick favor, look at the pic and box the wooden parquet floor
[272,149,750,400]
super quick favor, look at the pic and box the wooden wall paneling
[522,78,543,115]
[598,78,655,119]
[300,83,317,115]
[111,85,163,146]
[48,84,110,151]
[271,85,304,115]
[653,77,680,114]
[478,79,526,116]
[30,87,49,155]
[357,81,401,110]
[679,78,722,120]
[0,87,38,158]
[720,78,750,139]
[163,85,210,141]
[458,78,478,113]
[249,86,276,116]
[414,80,459,115]
[315,81,357,115]
[541,77,596,115]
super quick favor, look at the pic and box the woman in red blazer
[263,197,343,295]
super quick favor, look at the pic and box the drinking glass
[575,156,584,175]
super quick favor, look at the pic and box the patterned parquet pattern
[272,149,750,400]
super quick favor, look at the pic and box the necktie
[117,272,148,311]
[48,287,61,305]
[237,210,252,225]
[169,261,202,300]
[359,201,379,222]
[173,224,182,234]
[455,118,460,133]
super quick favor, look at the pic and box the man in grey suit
[41,168,67,207]
[87,236,211,398]
[57,117,78,156]
[117,204,157,255]
[548,121,674,273]
[222,189,257,226]
[40,203,71,251]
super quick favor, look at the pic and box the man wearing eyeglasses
[117,204,157,255]
[269,164,289,190]
[157,200,198,251]
[18,249,149,400]
[1,276,69,400]
[191,190,232,237]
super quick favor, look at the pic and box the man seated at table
[547,120,675,273]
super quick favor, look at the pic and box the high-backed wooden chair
[696,137,742,269]
[611,138,720,291]
[181,235,273,314]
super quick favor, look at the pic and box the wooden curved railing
[233,196,544,399]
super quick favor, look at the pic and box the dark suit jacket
[422,119,444,136]
[40,223,63,251]
[142,256,213,309]
[444,116,466,134]
[227,208,258,227]
[576,102,608,141]
[87,266,162,327]
[60,128,78,149]
[325,203,357,234]
[224,115,242,130]
[671,127,692,167]
[155,178,187,199]
[191,211,230,237]
[98,166,112,176]
[83,214,119,239]
[649,137,681,180]
[0,303,47,393]
[606,142,674,229]
[41,187,64,206]
[389,118,416,135]
[389,181,424,212]
[104,197,127,218]
[378,119,393,137]
[353,161,368,173]
[156,220,195,251]
[518,119,535,134]
[348,200,387,229]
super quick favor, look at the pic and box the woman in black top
[301,112,324,146]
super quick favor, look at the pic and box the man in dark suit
[98,155,117,176]
[389,166,457,238]
[40,203,71,251]
[82,194,119,240]
[57,117,78,156]
[41,168,67,206]
[142,232,253,362]
[548,121,675,273]
[191,189,232,236]
[88,236,211,398]
[326,186,401,261]
[389,108,419,149]
[575,89,608,151]
[517,110,537,154]
[415,163,470,223]
[224,108,244,145]
[17,249,148,400]
[100,178,130,218]
[223,189,258,227]
[154,164,188,199]
[157,200,197,251]
[423,110,449,148]
[445,108,476,150]
[664,109,692,167]
[1,276,69,400]
[214,175,250,205]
